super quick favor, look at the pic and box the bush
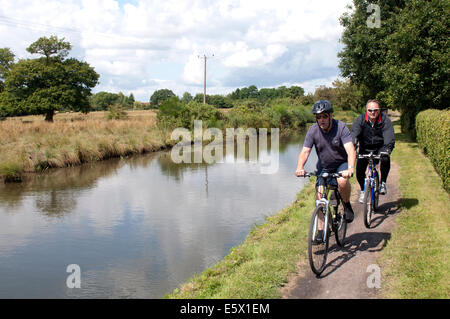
[194,94,234,108]
[106,104,128,120]
[223,98,314,129]
[416,109,450,192]
[181,101,224,129]
[157,97,224,130]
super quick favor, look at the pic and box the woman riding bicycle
[351,100,395,203]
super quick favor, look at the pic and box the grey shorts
[315,162,348,187]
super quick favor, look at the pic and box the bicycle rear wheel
[308,206,329,276]
[363,184,373,229]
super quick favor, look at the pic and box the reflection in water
[0,160,126,213]
[0,131,317,298]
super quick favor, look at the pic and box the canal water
[0,130,317,298]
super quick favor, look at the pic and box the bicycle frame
[364,158,377,204]
[313,175,340,243]
[315,194,330,243]
[359,151,385,224]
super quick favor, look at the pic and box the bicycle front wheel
[363,185,373,229]
[308,206,329,276]
[373,171,380,211]
[332,203,347,247]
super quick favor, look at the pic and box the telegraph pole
[199,54,214,104]
[203,55,207,104]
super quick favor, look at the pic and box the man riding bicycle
[296,100,356,229]
[351,99,395,203]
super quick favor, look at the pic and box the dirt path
[281,161,401,299]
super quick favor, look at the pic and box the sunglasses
[315,114,329,120]
[367,109,380,113]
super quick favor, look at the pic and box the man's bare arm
[296,147,312,176]
[343,141,356,178]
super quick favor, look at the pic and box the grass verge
[379,124,450,298]
[166,180,317,298]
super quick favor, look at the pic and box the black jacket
[351,112,395,154]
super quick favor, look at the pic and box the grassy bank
[167,180,317,298]
[0,110,173,182]
[380,124,450,298]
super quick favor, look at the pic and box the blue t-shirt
[303,119,352,170]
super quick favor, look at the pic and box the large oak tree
[0,36,99,121]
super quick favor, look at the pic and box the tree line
[149,80,364,112]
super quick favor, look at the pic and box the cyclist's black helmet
[312,100,334,114]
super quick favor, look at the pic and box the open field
[0,110,171,181]
[4,109,157,124]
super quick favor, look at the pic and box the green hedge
[416,109,450,192]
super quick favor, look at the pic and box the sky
[0,0,353,102]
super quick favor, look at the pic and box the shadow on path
[319,231,391,278]
[369,199,401,229]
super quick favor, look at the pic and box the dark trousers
[356,155,390,190]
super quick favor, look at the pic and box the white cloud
[182,53,203,85]
[0,0,352,100]
[222,43,287,68]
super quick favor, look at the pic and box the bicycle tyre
[332,199,347,247]
[308,205,329,276]
[373,171,380,211]
[363,184,373,229]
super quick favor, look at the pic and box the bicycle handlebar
[357,151,390,160]
[298,172,343,178]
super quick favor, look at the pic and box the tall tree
[181,91,193,103]
[150,89,176,107]
[0,36,99,121]
[128,93,135,106]
[332,78,364,112]
[314,85,337,105]
[0,48,15,92]
[382,0,450,134]
[337,0,450,135]
[288,86,305,99]
[338,0,407,105]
